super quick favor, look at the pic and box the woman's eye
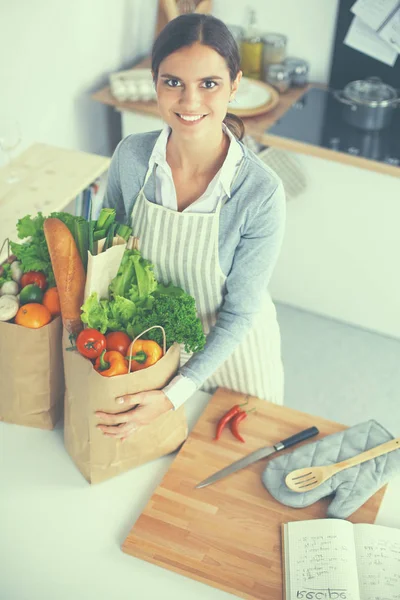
[202,80,217,89]
[165,79,181,87]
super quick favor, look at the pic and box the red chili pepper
[214,396,249,441]
[230,407,257,443]
[230,411,248,442]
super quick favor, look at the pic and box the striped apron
[130,163,284,404]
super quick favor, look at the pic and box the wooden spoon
[285,437,400,492]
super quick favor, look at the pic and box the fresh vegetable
[10,213,55,286]
[215,397,249,441]
[80,247,206,353]
[94,350,128,377]
[96,208,116,235]
[109,249,157,301]
[127,294,206,353]
[42,287,61,316]
[10,260,23,283]
[76,328,107,359]
[1,280,19,296]
[0,262,13,288]
[115,223,132,242]
[0,295,19,321]
[15,303,52,328]
[20,271,47,290]
[105,331,132,356]
[19,284,44,305]
[126,339,163,371]
[230,408,256,443]
[80,293,137,334]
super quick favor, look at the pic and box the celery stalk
[102,223,116,253]
[96,208,116,235]
[93,229,107,242]
[73,218,89,271]
[115,223,132,242]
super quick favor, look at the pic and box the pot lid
[344,77,398,106]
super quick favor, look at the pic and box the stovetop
[267,87,400,167]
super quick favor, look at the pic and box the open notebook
[282,519,400,600]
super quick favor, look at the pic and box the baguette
[44,218,85,335]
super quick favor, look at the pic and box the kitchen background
[1,0,399,426]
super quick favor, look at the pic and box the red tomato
[76,328,106,359]
[105,331,132,356]
[20,271,47,291]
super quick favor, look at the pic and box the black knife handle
[275,426,319,451]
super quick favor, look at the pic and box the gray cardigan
[102,131,286,388]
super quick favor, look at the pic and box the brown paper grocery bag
[0,316,64,429]
[63,330,188,484]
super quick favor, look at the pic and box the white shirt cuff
[163,374,198,410]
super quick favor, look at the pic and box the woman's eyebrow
[159,73,223,81]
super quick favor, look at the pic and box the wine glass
[0,120,22,183]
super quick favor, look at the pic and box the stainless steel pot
[334,77,400,131]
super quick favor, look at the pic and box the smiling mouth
[175,113,208,123]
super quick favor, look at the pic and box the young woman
[96,14,286,440]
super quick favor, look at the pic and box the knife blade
[195,426,319,489]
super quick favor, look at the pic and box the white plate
[234,77,271,110]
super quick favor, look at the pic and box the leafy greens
[81,249,206,353]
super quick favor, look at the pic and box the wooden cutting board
[122,388,387,600]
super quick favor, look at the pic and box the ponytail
[223,112,245,141]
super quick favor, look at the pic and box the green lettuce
[109,249,157,301]
[10,212,55,286]
[80,292,109,333]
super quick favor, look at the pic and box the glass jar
[284,57,309,87]
[262,33,287,70]
[227,24,245,51]
[240,9,263,80]
[264,63,291,94]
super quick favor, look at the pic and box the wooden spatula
[285,437,400,492]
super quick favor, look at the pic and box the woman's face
[155,42,241,140]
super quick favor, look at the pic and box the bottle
[240,9,263,80]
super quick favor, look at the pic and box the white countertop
[1,390,399,600]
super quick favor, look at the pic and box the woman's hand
[95,390,174,441]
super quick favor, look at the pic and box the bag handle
[127,325,166,374]
[0,238,11,264]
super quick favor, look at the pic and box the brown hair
[151,13,245,140]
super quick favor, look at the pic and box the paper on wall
[351,0,400,53]
[344,16,398,66]
[379,6,400,52]
[351,0,400,30]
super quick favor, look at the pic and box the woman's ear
[230,70,242,98]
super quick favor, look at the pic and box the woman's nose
[179,85,201,108]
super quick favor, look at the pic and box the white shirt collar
[148,122,243,198]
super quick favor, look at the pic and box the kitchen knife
[195,426,319,489]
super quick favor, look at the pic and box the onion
[1,280,19,296]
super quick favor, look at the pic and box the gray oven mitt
[262,420,400,519]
